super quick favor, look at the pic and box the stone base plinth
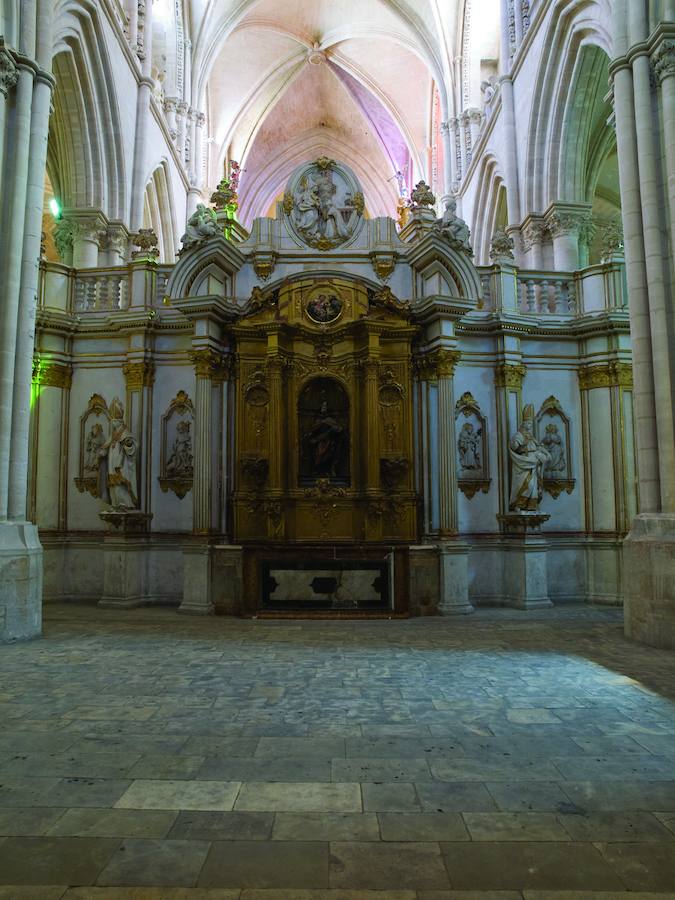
[179,544,215,615]
[98,510,153,608]
[0,522,43,641]
[624,513,675,649]
[498,514,551,609]
[438,540,473,615]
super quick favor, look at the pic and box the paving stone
[329,841,450,890]
[169,810,274,840]
[47,807,177,838]
[560,780,675,811]
[485,781,572,812]
[96,838,210,887]
[240,892,416,900]
[255,737,346,758]
[378,812,469,841]
[198,840,329,888]
[64,890,239,899]
[115,780,241,811]
[596,842,675,891]
[463,812,570,841]
[0,888,67,899]
[362,782,420,811]
[430,758,563,782]
[43,778,133,808]
[331,758,432,782]
[273,812,380,841]
[197,756,331,782]
[127,754,206,779]
[417,893,523,900]
[559,810,674,841]
[0,807,66,835]
[440,841,626,891]
[235,782,361,812]
[416,781,497,812]
[0,835,119,885]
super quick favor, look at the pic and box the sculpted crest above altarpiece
[283,157,365,251]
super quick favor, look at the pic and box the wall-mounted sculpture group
[455,391,490,498]
[535,396,575,497]
[75,394,139,509]
[158,390,195,498]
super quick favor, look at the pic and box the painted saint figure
[306,400,346,479]
[458,422,481,470]
[98,397,139,509]
[508,404,551,511]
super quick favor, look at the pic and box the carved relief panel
[455,391,491,498]
[158,390,194,498]
[535,395,575,497]
[75,394,110,498]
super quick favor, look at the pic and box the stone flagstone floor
[1,603,675,899]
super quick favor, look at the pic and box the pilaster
[123,358,155,515]
[494,360,526,522]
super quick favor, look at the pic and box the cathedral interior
[1,0,675,894]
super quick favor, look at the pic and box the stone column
[68,214,107,269]
[494,360,525,520]
[129,0,153,230]
[440,119,454,200]
[164,96,178,140]
[122,358,155,514]
[176,101,189,164]
[449,117,461,186]
[29,359,72,530]
[544,203,594,272]
[458,112,469,175]
[653,39,675,266]
[180,348,229,615]
[427,349,472,615]
[187,111,206,217]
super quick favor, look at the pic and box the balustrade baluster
[525,278,536,313]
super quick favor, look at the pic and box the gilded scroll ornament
[123,360,155,389]
[578,362,632,390]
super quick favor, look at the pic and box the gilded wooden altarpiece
[230,277,419,545]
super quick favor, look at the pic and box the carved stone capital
[103,224,130,259]
[0,41,18,98]
[196,111,206,127]
[466,107,483,125]
[544,203,594,239]
[520,215,549,251]
[578,361,632,390]
[415,349,461,381]
[440,119,450,135]
[123,360,155,389]
[494,363,526,388]
[652,39,675,84]
[53,219,76,261]
[32,359,72,390]
[191,348,230,382]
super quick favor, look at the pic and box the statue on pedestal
[508,404,551,511]
[179,204,220,254]
[98,397,139,509]
[435,198,473,256]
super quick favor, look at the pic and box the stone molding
[123,361,155,389]
[578,361,633,390]
[494,363,526,388]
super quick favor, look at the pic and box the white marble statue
[542,423,566,474]
[458,422,481,469]
[166,420,193,476]
[98,398,139,509]
[84,422,106,472]
[436,198,473,255]
[508,405,551,511]
[179,203,220,253]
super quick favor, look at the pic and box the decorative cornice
[32,359,72,390]
[123,360,155,389]
[494,363,526,388]
[544,203,594,239]
[190,348,230,382]
[578,361,633,390]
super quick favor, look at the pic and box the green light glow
[49,198,61,218]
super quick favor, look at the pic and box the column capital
[190,348,230,382]
[652,39,675,84]
[0,40,18,98]
[494,363,526,388]
[440,119,450,135]
[544,202,594,238]
[123,360,155,389]
[415,348,461,381]
[578,361,633,390]
[520,214,549,251]
[32,358,72,390]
